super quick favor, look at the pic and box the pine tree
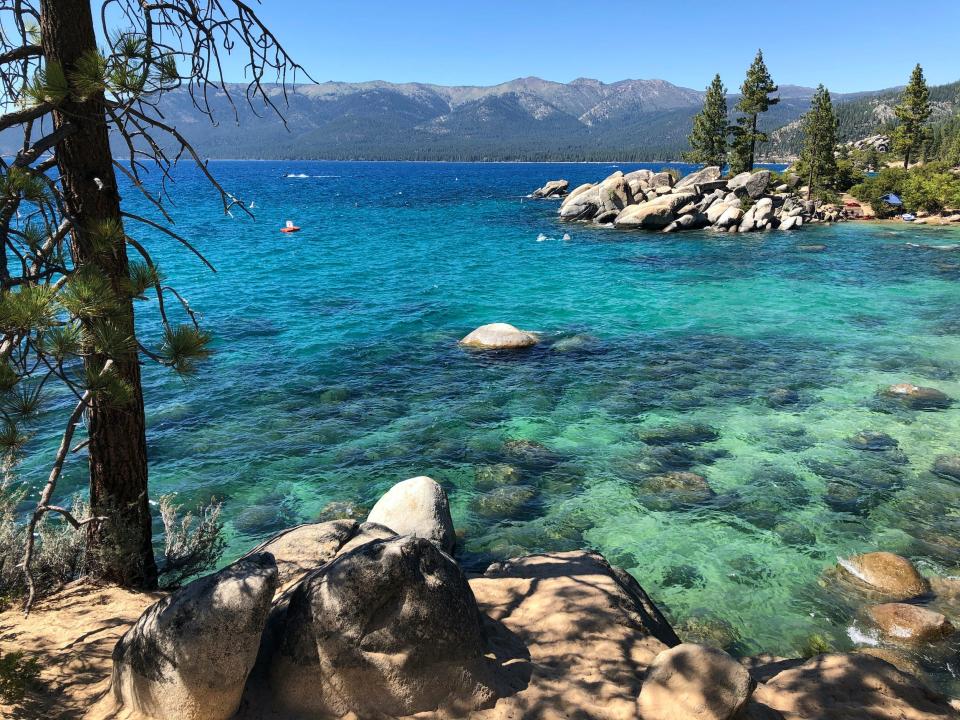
[729,50,779,174]
[683,74,728,168]
[1,0,304,599]
[799,85,839,200]
[892,64,932,169]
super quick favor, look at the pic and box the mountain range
[137,76,901,162]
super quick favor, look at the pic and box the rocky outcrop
[531,179,568,198]
[867,603,955,644]
[751,653,959,719]
[552,167,837,234]
[460,322,539,349]
[637,643,755,720]
[267,535,496,718]
[111,554,278,720]
[838,552,931,600]
[366,475,456,554]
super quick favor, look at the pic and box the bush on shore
[850,162,960,216]
[0,481,226,608]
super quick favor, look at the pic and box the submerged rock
[932,455,960,481]
[766,387,800,407]
[848,431,899,452]
[867,602,954,644]
[112,554,278,720]
[459,322,539,350]
[366,476,455,554]
[474,463,522,489]
[881,383,951,410]
[838,551,931,600]
[268,536,495,717]
[503,438,562,469]
[637,643,754,720]
[638,423,721,446]
[471,484,536,518]
[638,471,715,509]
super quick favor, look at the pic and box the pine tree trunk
[40,0,157,588]
[903,147,911,170]
[749,113,758,171]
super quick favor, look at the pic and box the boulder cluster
[102,476,960,720]
[845,134,891,153]
[549,167,842,233]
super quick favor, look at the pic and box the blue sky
[235,0,959,92]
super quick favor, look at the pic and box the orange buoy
[280,220,301,233]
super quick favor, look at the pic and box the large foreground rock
[460,322,539,350]
[111,554,278,720]
[366,476,456,553]
[267,536,495,717]
[838,552,931,600]
[638,643,754,720]
[751,653,959,719]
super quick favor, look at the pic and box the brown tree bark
[40,0,157,588]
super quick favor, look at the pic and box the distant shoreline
[135,157,792,166]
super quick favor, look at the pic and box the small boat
[901,213,916,222]
[280,220,301,233]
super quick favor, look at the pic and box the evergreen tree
[0,0,304,601]
[729,50,779,174]
[892,64,932,169]
[799,86,839,200]
[683,74,728,168]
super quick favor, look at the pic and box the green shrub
[157,494,226,588]
[798,632,833,659]
[0,650,41,705]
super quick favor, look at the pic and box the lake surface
[23,161,960,685]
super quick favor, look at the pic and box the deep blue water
[18,161,960,684]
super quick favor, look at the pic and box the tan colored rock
[838,552,931,600]
[532,179,568,198]
[463,551,678,720]
[751,653,958,720]
[614,192,695,229]
[638,643,754,720]
[366,475,456,553]
[597,173,634,215]
[867,603,954,643]
[243,519,357,591]
[614,199,675,229]
[675,166,721,190]
[460,323,539,350]
[706,200,736,224]
[717,206,744,228]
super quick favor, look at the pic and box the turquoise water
[21,161,960,682]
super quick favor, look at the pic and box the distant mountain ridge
[102,76,958,162]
